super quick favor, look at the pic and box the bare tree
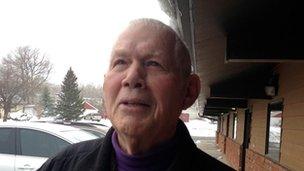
[0,46,52,121]
[0,61,23,121]
[13,47,52,103]
[80,84,104,112]
[80,84,103,98]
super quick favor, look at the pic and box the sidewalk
[192,136,231,167]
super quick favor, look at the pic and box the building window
[266,101,283,161]
[232,113,237,140]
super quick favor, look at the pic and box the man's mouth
[120,99,150,107]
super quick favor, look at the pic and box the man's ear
[182,74,201,110]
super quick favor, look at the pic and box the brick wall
[226,137,242,170]
[245,148,289,171]
[218,133,226,153]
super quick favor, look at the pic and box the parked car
[0,122,99,171]
[31,121,108,138]
[63,122,107,138]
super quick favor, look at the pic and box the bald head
[104,19,201,154]
[113,18,192,80]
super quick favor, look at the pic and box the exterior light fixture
[265,86,276,97]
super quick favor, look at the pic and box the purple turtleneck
[111,131,177,171]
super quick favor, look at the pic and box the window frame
[265,100,284,161]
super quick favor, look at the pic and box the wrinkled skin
[103,23,200,155]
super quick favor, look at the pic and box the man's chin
[115,120,152,136]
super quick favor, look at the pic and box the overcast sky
[0,0,170,86]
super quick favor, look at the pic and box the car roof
[0,121,78,131]
[0,121,99,143]
[32,120,110,134]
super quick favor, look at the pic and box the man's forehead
[111,44,168,63]
[113,44,162,56]
[112,27,173,55]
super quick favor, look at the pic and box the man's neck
[115,129,176,155]
[111,131,178,171]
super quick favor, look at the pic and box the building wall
[243,63,304,170]
[276,63,304,171]
[217,117,225,153]
[245,148,288,171]
[215,64,304,170]
[228,112,234,138]
[226,137,242,170]
[223,115,228,136]
[216,131,219,144]
[224,110,245,170]
[248,99,270,155]
[236,109,245,144]
[218,133,226,153]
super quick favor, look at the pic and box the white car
[0,122,99,171]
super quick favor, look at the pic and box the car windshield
[60,130,99,142]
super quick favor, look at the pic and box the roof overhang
[159,0,303,117]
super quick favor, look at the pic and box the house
[82,101,102,121]
[83,101,99,116]
[159,0,303,170]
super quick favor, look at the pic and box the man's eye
[113,59,126,67]
[145,60,161,67]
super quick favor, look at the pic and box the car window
[19,128,69,158]
[0,128,15,155]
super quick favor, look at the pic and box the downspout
[189,0,197,74]
[189,0,203,114]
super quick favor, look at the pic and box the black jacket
[38,121,234,171]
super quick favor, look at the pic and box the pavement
[192,136,232,167]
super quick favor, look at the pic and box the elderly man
[38,19,233,171]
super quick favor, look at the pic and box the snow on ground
[185,118,217,137]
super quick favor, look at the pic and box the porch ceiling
[159,0,303,116]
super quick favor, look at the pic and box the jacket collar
[96,119,196,171]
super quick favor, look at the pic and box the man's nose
[122,63,146,89]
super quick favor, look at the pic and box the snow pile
[9,110,33,121]
[185,119,217,137]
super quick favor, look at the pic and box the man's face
[103,24,186,143]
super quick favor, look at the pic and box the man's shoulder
[38,138,105,171]
[59,138,104,158]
